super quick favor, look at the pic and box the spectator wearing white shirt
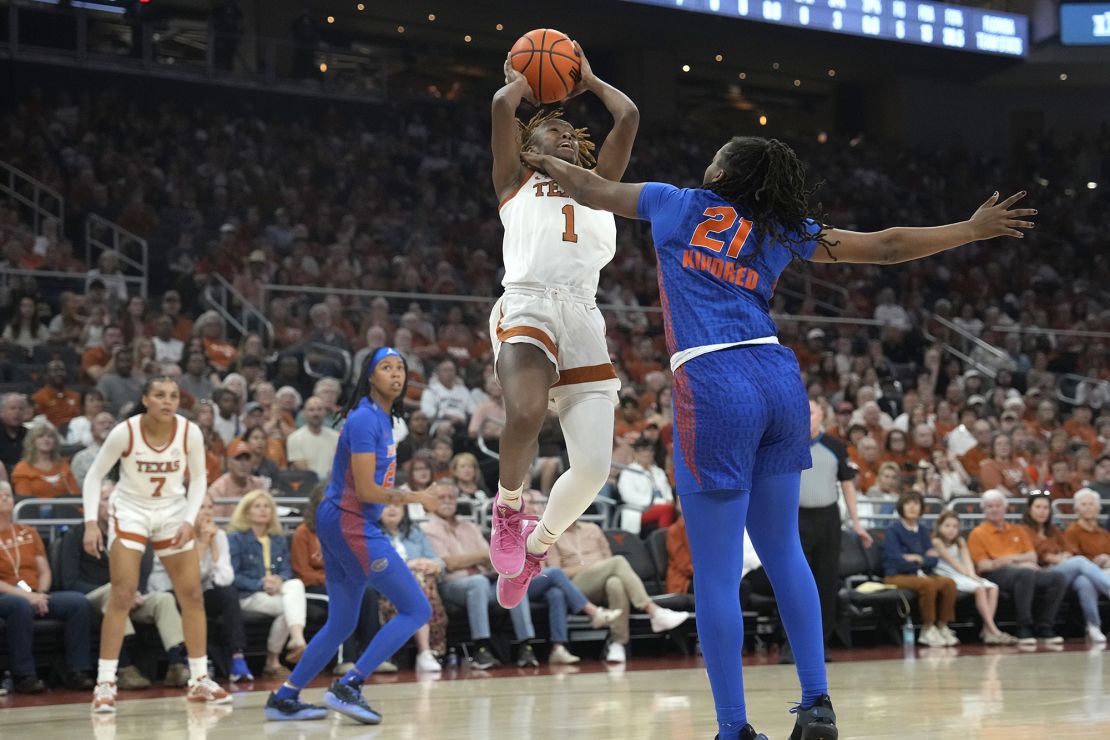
[617,437,677,536]
[285,396,339,481]
[85,250,129,305]
[151,315,184,365]
[420,358,474,434]
[70,412,116,489]
[872,287,910,330]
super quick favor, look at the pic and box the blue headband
[369,347,402,376]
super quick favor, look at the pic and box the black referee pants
[798,502,841,642]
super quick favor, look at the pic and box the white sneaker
[549,644,581,665]
[590,607,623,629]
[373,660,398,674]
[939,625,960,646]
[416,650,442,672]
[604,642,627,663]
[918,625,944,647]
[91,682,117,714]
[1087,624,1107,643]
[649,607,689,633]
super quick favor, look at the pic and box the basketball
[509,28,581,105]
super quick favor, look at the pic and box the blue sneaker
[229,657,253,683]
[323,680,382,725]
[264,692,328,721]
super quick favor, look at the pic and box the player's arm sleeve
[798,219,822,261]
[81,424,129,523]
[182,422,208,525]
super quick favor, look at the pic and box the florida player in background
[81,376,227,713]
[490,44,666,618]
[522,140,1035,740]
[265,348,439,725]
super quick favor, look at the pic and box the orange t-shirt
[11,460,79,499]
[0,523,45,590]
[203,337,239,372]
[290,524,326,587]
[81,346,111,380]
[31,387,82,429]
[665,518,693,595]
[1064,523,1110,560]
[968,521,1034,563]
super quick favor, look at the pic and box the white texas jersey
[499,170,617,294]
[112,414,196,507]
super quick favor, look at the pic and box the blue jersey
[637,183,820,355]
[325,397,397,523]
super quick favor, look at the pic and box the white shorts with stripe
[108,493,194,556]
[490,283,620,407]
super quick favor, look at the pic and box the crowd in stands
[1,89,1110,692]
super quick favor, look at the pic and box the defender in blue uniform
[264,347,439,725]
[524,139,1034,740]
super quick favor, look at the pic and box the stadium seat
[271,469,319,496]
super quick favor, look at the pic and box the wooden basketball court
[4,645,1107,739]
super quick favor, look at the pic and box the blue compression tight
[680,472,828,739]
[283,546,431,695]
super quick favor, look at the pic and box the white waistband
[670,337,780,372]
[502,282,597,304]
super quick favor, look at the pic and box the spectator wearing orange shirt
[10,424,79,499]
[968,490,1068,644]
[665,513,693,594]
[0,482,94,693]
[1063,405,1099,451]
[80,324,123,384]
[956,420,993,485]
[880,428,913,474]
[979,433,1032,496]
[159,290,194,342]
[615,396,647,440]
[1064,489,1110,569]
[194,311,239,372]
[31,360,81,429]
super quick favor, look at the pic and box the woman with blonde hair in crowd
[227,489,308,677]
[931,510,1012,644]
[11,423,79,499]
[194,311,239,372]
[449,452,489,500]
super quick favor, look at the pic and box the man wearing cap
[286,396,339,481]
[31,361,81,429]
[826,401,854,442]
[208,439,270,517]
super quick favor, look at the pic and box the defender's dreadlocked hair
[707,137,836,261]
[340,347,408,423]
[518,108,597,168]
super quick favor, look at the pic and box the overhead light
[772,61,780,70]
[464,34,472,42]
[682,64,691,72]
[827,68,836,77]
[319,62,327,72]
[357,3,364,9]
[793,79,801,87]
[1088,182,1098,190]
[738,72,746,80]
[817,131,828,144]
[495,23,504,31]
[326,15,334,24]
[759,114,768,126]
[715,54,723,62]
[397,25,405,33]
[428,13,436,21]
[1059,72,1068,81]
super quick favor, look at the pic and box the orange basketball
[509,29,581,105]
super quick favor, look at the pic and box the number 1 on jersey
[561,204,578,244]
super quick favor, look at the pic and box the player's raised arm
[811,190,1036,265]
[522,151,644,220]
[567,42,639,182]
[492,54,538,200]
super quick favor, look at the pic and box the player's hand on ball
[84,525,104,558]
[566,41,595,98]
[504,54,538,106]
[968,190,1036,240]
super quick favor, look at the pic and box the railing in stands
[204,274,274,346]
[84,213,149,298]
[1054,372,1110,408]
[0,159,64,234]
[923,314,1007,380]
[990,325,1110,340]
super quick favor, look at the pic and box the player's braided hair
[707,137,835,261]
[519,108,596,168]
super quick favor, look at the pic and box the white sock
[498,482,523,511]
[188,656,209,681]
[97,659,119,685]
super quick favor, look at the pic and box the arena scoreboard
[623,0,1028,57]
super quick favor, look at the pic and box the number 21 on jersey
[690,206,752,258]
